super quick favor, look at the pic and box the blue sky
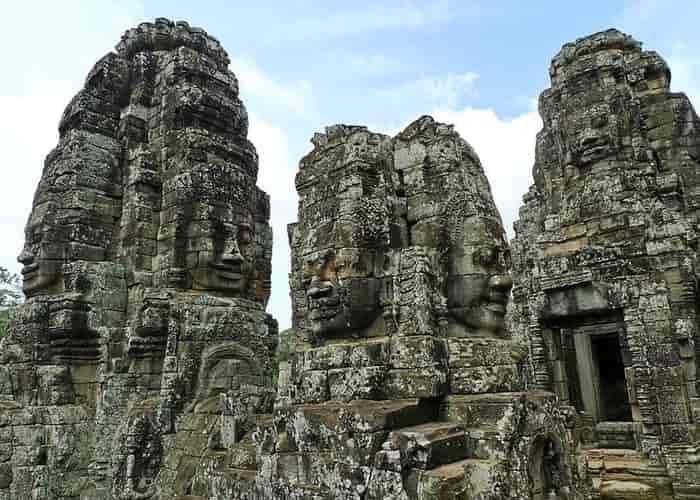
[3,0,700,329]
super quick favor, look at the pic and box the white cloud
[380,72,479,111]
[230,56,317,120]
[273,0,453,42]
[248,114,297,327]
[432,106,542,238]
[345,53,406,77]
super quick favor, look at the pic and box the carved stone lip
[485,302,507,315]
[485,292,508,314]
[210,263,243,280]
[579,142,609,162]
[217,271,243,281]
[308,296,340,308]
[21,263,38,278]
[310,308,339,320]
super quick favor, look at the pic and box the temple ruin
[0,19,277,499]
[0,18,699,500]
[511,29,700,498]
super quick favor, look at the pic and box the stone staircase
[255,392,527,499]
[585,448,675,500]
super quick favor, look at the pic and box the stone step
[441,391,555,428]
[408,458,499,499]
[586,448,657,474]
[598,480,661,500]
[595,421,638,449]
[285,398,438,434]
[585,448,674,499]
[279,399,440,462]
[463,426,506,460]
[385,421,469,470]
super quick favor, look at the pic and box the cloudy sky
[3,0,700,328]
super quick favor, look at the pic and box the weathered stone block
[449,364,523,395]
[328,366,386,401]
[384,367,448,399]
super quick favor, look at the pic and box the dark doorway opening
[592,333,631,421]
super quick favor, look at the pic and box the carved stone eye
[474,247,498,267]
[29,225,44,245]
[237,224,252,245]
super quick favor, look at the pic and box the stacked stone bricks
[511,29,700,498]
[0,19,276,499]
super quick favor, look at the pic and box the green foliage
[0,267,21,308]
[0,266,22,339]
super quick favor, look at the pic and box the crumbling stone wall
[0,19,276,500]
[511,29,700,498]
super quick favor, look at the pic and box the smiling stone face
[302,246,384,337]
[191,221,255,294]
[289,125,396,342]
[294,197,389,339]
[18,210,66,297]
[157,145,271,302]
[563,101,618,167]
[444,205,513,336]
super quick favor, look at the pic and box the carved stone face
[562,101,618,167]
[18,211,65,297]
[190,221,255,294]
[303,246,383,337]
[445,215,513,335]
[299,206,386,338]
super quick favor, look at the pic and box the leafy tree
[0,267,22,338]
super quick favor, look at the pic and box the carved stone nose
[221,240,244,264]
[17,248,34,265]
[307,276,331,298]
[489,274,513,292]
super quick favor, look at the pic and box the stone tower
[0,19,276,499]
[511,29,700,498]
[256,117,587,499]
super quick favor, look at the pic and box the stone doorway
[572,326,632,424]
[590,332,632,422]
[547,313,634,425]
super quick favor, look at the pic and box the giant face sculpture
[296,198,389,338]
[18,135,119,298]
[560,100,621,167]
[303,247,383,337]
[18,206,66,297]
[444,200,513,336]
[165,156,268,300]
[190,219,255,294]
